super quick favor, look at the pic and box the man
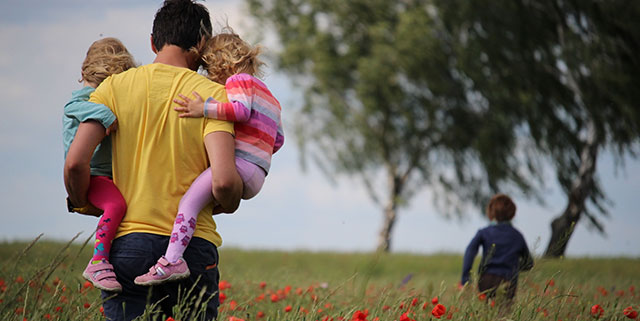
[64,0,243,319]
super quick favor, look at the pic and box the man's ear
[150,35,158,54]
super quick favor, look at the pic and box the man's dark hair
[152,0,212,51]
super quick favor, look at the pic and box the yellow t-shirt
[89,63,233,246]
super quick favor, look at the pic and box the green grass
[0,237,638,320]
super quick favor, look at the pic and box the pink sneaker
[82,260,122,292]
[134,256,190,286]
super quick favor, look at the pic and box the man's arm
[64,121,106,208]
[204,131,243,213]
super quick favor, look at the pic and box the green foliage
[246,0,640,252]
[1,240,639,320]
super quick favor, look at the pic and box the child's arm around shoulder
[65,99,116,133]
[174,73,256,122]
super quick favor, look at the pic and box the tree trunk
[376,171,403,252]
[544,121,599,257]
[376,202,398,252]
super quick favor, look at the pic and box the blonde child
[63,37,135,292]
[134,30,284,285]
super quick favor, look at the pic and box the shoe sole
[134,270,191,286]
[82,272,123,292]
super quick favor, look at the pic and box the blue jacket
[461,222,533,285]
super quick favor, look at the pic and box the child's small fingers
[192,91,202,100]
[173,99,187,107]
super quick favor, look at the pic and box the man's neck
[153,45,194,69]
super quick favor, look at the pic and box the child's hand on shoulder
[174,91,205,118]
[106,119,118,136]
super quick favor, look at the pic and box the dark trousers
[478,273,517,301]
[101,233,220,321]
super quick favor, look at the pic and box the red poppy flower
[219,280,231,290]
[259,281,266,289]
[285,305,292,312]
[257,311,265,318]
[219,292,227,304]
[432,304,446,319]
[591,304,604,318]
[352,310,368,321]
[83,281,93,289]
[431,296,438,305]
[399,312,415,321]
[165,318,175,321]
[411,298,419,306]
[270,293,278,303]
[478,293,487,301]
[84,303,91,309]
[623,306,638,319]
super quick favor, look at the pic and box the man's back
[90,63,233,246]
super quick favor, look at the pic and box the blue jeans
[102,233,220,321]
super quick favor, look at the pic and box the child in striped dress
[135,31,284,285]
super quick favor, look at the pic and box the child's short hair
[486,194,516,222]
[81,37,136,85]
[201,29,264,84]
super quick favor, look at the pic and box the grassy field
[0,235,638,320]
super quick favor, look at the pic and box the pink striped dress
[203,73,284,174]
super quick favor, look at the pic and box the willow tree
[247,0,540,251]
[435,0,640,256]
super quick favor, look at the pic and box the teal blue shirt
[62,86,116,177]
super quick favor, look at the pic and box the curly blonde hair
[201,30,264,84]
[81,37,136,85]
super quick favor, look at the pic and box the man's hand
[67,197,103,217]
[212,204,239,215]
[174,91,206,118]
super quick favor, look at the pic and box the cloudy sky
[1,0,638,257]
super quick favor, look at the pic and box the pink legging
[87,175,126,263]
[164,158,265,262]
